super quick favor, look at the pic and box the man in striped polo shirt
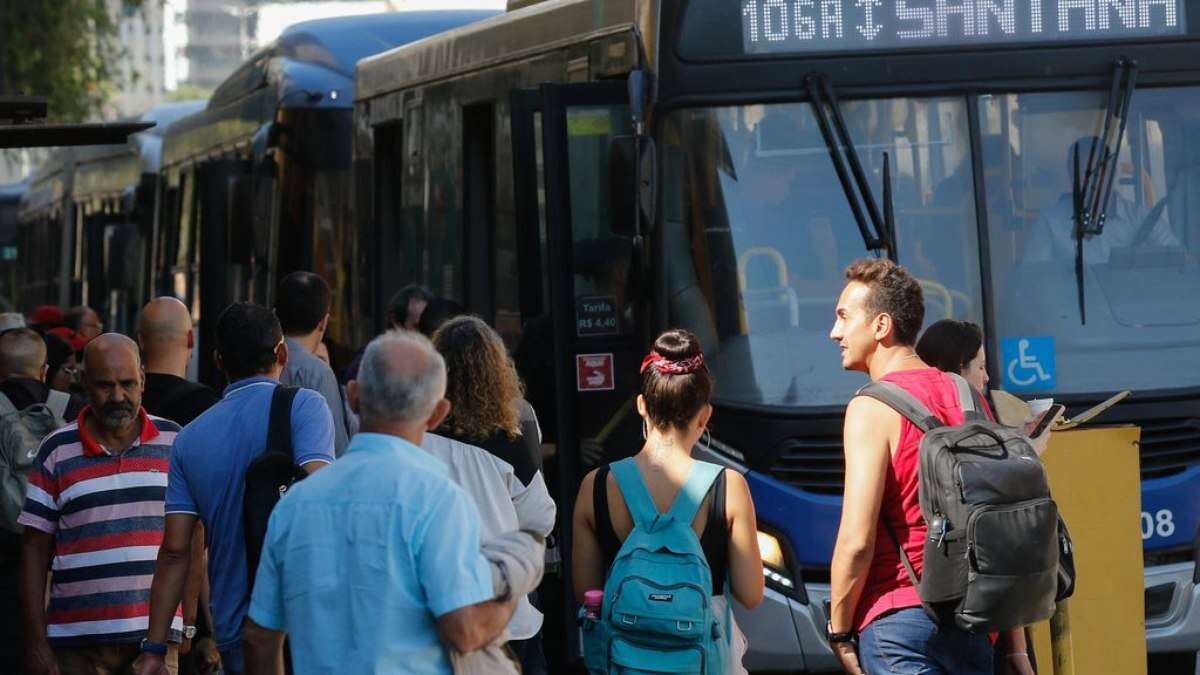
[18,334,185,675]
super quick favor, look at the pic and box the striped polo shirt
[18,407,184,647]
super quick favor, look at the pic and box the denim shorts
[858,608,993,675]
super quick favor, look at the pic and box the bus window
[663,97,983,407]
[979,88,1200,395]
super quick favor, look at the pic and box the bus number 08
[1141,510,1176,540]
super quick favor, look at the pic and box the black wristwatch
[826,621,856,644]
[140,638,169,655]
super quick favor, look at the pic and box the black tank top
[593,463,730,591]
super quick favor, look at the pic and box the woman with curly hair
[428,315,555,674]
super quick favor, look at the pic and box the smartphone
[1029,403,1066,438]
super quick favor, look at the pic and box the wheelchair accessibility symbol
[1001,337,1057,392]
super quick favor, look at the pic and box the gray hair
[357,331,446,425]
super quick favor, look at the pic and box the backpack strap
[0,392,18,417]
[945,372,988,422]
[609,458,659,528]
[855,381,944,433]
[882,520,922,591]
[265,385,299,459]
[666,461,723,525]
[44,390,70,423]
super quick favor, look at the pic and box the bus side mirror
[609,135,656,238]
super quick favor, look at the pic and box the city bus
[17,148,76,313]
[0,180,27,309]
[14,101,202,331]
[155,10,497,385]
[356,0,1200,669]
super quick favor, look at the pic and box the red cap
[47,327,90,353]
[31,305,64,327]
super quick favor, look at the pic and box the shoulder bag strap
[855,381,944,433]
[666,461,723,525]
[609,458,659,529]
[265,385,299,459]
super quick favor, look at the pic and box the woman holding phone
[916,319,1061,675]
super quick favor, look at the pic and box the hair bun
[653,328,702,362]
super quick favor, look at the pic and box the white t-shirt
[420,433,556,640]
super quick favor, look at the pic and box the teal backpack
[581,458,730,674]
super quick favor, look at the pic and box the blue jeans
[858,608,993,675]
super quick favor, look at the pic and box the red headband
[640,350,705,376]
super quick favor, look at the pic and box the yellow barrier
[1029,426,1146,675]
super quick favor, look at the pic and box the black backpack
[243,385,306,590]
[856,373,1074,633]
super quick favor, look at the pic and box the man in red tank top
[826,259,993,675]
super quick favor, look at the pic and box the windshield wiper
[804,74,897,261]
[1071,58,1138,324]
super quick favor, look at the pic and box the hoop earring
[702,426,712,449]
[642,419,648,440]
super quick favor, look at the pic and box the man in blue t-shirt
[141,303,336,675]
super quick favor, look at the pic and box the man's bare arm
[436,595,518,654]
[243,618,285,675]
[20,528,58,675]
[830,396,895,633]
[146,513,198,643]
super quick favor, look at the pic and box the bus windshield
[663,98,984,407]
[979,87,1200,395]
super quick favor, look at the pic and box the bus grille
[767,436,845,495]
[1137,417,1200,480]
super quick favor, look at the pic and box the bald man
[19,334,187,675]
[0,328,82,420]
[137,299,221,674]
[138,298,220,427]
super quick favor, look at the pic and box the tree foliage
[0,1,145,122]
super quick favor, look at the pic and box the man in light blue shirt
[244,331,517,674]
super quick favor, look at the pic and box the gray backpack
[0,391,69,534]
[856,373,1062,633]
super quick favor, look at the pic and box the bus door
[510,79,646,663]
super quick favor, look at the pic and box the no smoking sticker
[576,353,615,392]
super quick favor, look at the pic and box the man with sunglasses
[142,303,336,675]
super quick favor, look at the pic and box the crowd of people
[0,258,1061,675]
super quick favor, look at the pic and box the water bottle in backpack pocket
[580,458,730,674]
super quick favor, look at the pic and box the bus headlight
[757,530,797,593]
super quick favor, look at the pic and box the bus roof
[164,11,496,170]
[356,0,645,101]
[18,149,74,219]
[69,100,206,203]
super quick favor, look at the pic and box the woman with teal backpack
[572,329,764,674]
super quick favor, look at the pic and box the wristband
[140,638,168,655]
[825,621,856,644]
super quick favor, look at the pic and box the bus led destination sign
[742,0,1186,54]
